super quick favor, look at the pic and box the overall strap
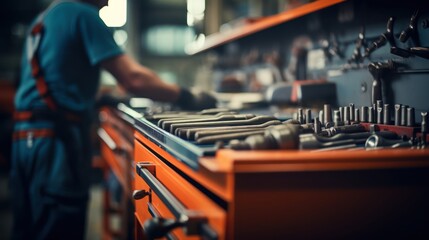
[25,0,70,110]
[18,1,85,125]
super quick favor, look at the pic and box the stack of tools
[143,104,428,152]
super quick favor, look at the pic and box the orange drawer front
[134,139,226,240]
[99,127,134,194]
[134,171,152,240]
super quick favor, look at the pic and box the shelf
[186,0,345,55]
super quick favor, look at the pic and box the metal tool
[154,112,239,127]
[305,109,312,124]
[365,134,412,149]
[314,117,322,134]
[401,105,408,126]
[394,104,402,125]
[365,17,395,57]
[368,106,375,123]
[184,120,282,140]
[349,103,355,122]
[343,106,350,125]
[198,108,233,115]
[146,109,234,121]
[407,107,415,127]
[300,134,363,150]
[333,110,341,127]
[354,108,360,123]
[319,110,324,125]
[297,108,304,124]
[229,124,301,150]
[300,130,398,150]
[324,104,332,126]
[322,33,345,62]
[195,127,273,141]
[399,10,420,46]
[297,123,314,134]
[348,27,366,64]
[161,114,255,131]
[170,116,278,134]
[395,66,429,74]
[339,107,344,123]
[409,47,429,59]
[368,61,395,105]
[376,100,383,109]
[361,106,368,122]
[383,104,391,125]
[284,119,301,125]
[148,114,205,122]
[391,46,412,58]
[193,121,282,140]
[377,105,383,124]
[320,124,366,137]
[196,129,266,144]
[421,112,427,147]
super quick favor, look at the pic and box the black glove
[95,94,130,109]
[177,88,217,111]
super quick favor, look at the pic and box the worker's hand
[95,93,129,108]
[176,88,217,111]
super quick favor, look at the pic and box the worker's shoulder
[49,1,99,18]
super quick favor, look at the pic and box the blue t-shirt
[15,1,124,113]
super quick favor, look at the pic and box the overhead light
[187,12,195,26]
[186,0,205,27]
[113,29,128,46]
[99,0,127,27]
[184,33,205,55]
[187,0,205,15]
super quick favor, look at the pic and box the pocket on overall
[43,125,91,199]
[33,126,90,239]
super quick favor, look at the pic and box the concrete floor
[0,167,104,240]
[86,184,103,240]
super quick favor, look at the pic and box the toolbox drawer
[98,107,136,239]
[99,129,130,189]
[98,108,135,194]
[134,139,226,240]
[134,169,153,240]
[131,107,429,239]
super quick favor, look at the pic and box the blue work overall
[11,1,122,238]
[11,3,91,239]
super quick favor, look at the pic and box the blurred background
[1,0,428,239]
[0,0,316,173]
[0,0,313,239]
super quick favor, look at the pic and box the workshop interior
[1,0,429,239]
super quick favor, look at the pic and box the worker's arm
[100,54,217,110]
[100,54,181,102]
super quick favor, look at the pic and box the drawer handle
[132,189,150,200]
[146,203,177,240]
[98,128,129,157]
[97,128,117,151]
[136,162,218,240]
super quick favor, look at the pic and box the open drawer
[134,139,226,239]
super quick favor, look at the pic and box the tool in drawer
[169,115,278,135]
[158,113,255,129]
[128,99,427,169]
[143,102,426,147]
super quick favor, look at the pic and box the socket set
[283,101,428,152]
